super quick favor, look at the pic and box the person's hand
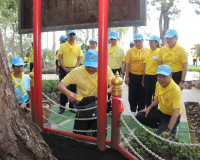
[125,76,129,85]
[179,81,184,91]
[163,128,172,136]
[69,68,75,72]
[64,67,70,73]
[67,92,78,102]
[139,106,151,117]
[142,79,144,87]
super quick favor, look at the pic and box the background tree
[189,0,200,15]
[148,0,181,46]
[191,44,200,56]
[0,28,56,160]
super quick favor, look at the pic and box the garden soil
[42,132,128,160]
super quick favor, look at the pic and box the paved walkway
[42,71,200,122]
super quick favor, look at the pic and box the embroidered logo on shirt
[89,53,95,60]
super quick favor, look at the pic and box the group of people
[11,28,188,137]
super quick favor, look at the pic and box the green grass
[188,65,200,72]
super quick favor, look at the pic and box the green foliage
[191,43,200,57]
[42,48,53,62]
[189,0,200,15]
[126,127,200,160]
[42,80,59,93]
[81,43,89,50]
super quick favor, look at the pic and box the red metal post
[33,0,43,129]
[43,127,111,145]
[97,0,109,151]
[111,96,121,148]
[117,144,138,160]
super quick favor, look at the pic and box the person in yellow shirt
[26,41,45,72]
[107,31,125,113]
[125,33,149,116]
[56,35,67,78]
[81,38,98,65]
[158,29,188,90]
[136,65,183,135]
[58,30,83,114]
[142,35,160,109]
[130,41,134,48]
[192,53,197,66]
[58,49,114,137]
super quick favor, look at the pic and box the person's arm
[75,56,82,68]
[58,82,78,102]
[179,62,187,90]
[142,64,146,87]
[167,108,180,130]
[125,63,130,85]
[59,54,69,73]
[139,97,159,117]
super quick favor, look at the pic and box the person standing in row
[56,35,67,79]
[130,41,134,48]
[26,41,45,72]
[58,30,83,114]
[125,33,149,116]
[107,31,125,113]
[158,29,188,90]
[142,35,160,109]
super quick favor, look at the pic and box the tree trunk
[133,26,138,39]
[46,32,49,49]
[0,29,56,160]
[92,29,95,38]
[85,29,89,45]
[52,32,56,62]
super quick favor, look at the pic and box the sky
[42,0,200,55]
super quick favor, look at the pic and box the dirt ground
[42,132,128,160]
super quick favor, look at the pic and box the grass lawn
[188,65,200,72]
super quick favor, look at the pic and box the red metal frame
[97,0,109,151]
[33,0,43,129]
[31,0,138,159]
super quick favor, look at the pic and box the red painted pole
[111,96,121,148]
[33,0,43,129]
[117,144,138,160]
[43,127,111,145]
[97,0,109,151]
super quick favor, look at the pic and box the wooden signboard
[19,0,146,34]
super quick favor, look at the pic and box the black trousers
[136,110,180,135]
[107,68,121,112]
[30,63,34,72]
[59,67,76,109]
[73,113,97,137]
[129,73,145,112]
[144,74,157,109]
[172,71,182,85]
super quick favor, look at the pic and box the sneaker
[131,112,136,117]
[58,108,65,114]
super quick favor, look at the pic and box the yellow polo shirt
[56,50,61,66]
[29,48,34,63]
[158,43,188,72]
[144,48,160,75]
[108,46,125,69]
[125,47,149,75]
[193,54,197,59]
[155,79,183,115]
[59,41,83,67]
[61,65,114,97]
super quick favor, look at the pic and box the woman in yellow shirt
[143,35,160,109]
[125,34,149,116]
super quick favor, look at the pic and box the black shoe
[58,108,65,114]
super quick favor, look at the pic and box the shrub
[42,80,59,93]
[125,127,200,160]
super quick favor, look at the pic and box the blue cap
[156,65,171,76]
[67,30,76,35]
[89,38,98,44]
[109,31,119,40]
[12,57,25,66]
[56,49,59,52]
[31,41,33,44]
[84,49,98,68]
[82,49,86,52]
[130,41,134,45]
[147,35,160,43]
[59,35,67,41]
[164,29,178,38]
[134,33,143,40]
